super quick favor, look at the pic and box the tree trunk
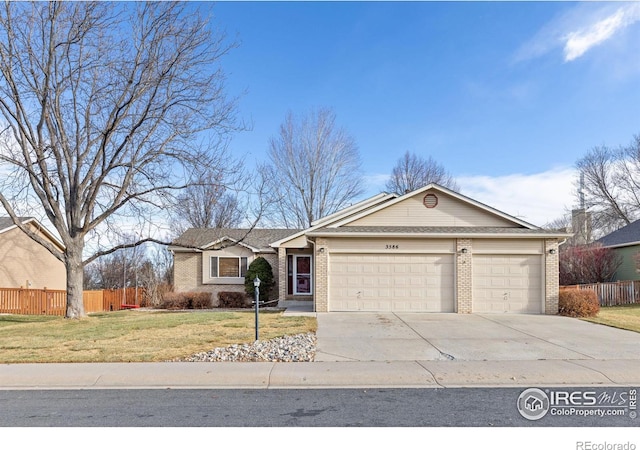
[65,244,86,319]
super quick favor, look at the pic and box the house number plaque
[385,244,399,249]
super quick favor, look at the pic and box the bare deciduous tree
[262,107,363,228]
[0,2,240,317]
[386,151,459,195]
[576,135,640,238]
[84,242,172,306]
[170,168,245,235]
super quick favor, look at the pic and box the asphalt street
[0,388,637,427]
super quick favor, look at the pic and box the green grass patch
[583,304,640,333]
[0,310,316,363]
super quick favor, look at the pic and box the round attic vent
[423,193,438,208]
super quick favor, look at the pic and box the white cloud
[457,167,577,227]
[515,3,640,63]
[563,4,640,62]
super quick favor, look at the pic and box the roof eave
[271,193,399,247]
[0,217,66,251]
[306,230,572,239]
[309,192,396,227]
[601,241,640,249]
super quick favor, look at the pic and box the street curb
[1,360,639,390]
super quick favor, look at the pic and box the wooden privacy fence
[0,287,146,316]
[103,287,146,311]
[0,288,67,316]
[562,280,640,307]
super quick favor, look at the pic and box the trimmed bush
[558,289,600,318]
[158,292,212,310]
[190,292,212,309]
[218,291,250,309]
[244,257,275,303]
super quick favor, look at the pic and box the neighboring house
[171,184,570,314]
[0,217,66,290]
[598,219,640,281]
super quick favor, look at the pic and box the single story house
[598,219,640,281]
[0,217,66,290]
[170,184,569,314]
[171,228,299,303]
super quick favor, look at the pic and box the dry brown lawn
[583,304,640,333]
[0,310,316,363]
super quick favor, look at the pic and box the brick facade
[544,239,560,315]
[278,247,286,302]
[173,251,280,307]
[173,252,202,292]
[456,238,473,313]
[175,236,562,314]
[314,238,329,312]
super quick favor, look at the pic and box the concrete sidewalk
[2,359,640,390]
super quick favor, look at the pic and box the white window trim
[207,256,248,285]
[293,255,313,295]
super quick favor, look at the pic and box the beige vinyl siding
[278,234,309,249]
[347,191,516,227]
[472,239,544,254]
[328,253,455,312]
[0,226,66,290]
[326,237,455,253]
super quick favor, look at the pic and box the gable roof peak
[330,183,541,230]
[310,192,396,227]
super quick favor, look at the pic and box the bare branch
[386,151,459,195]
[262,107,363,228]
[0,2,241,317]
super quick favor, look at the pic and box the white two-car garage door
[472,255,543,313]
[329,254,455,312]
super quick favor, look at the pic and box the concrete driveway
[314,313,640,362]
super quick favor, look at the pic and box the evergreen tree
[245,257,275,302]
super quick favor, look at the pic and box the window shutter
[210,257,218,278]
[240,257,248,277]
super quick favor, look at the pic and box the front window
[210,256,248,278]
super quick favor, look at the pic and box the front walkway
[280,300,315,316]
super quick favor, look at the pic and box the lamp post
[253,276,261,341]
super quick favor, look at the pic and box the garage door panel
[473,254,542,314]
[329,253,454,312]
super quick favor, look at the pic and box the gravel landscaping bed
[177,333,316,362]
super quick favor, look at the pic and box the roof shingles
[307,226,566,236]
[0,217,34,232]
[171,228,300,251]
[598,220,640,247]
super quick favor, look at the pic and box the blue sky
[207,1,640,226]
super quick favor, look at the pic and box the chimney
[571,208,592,245]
